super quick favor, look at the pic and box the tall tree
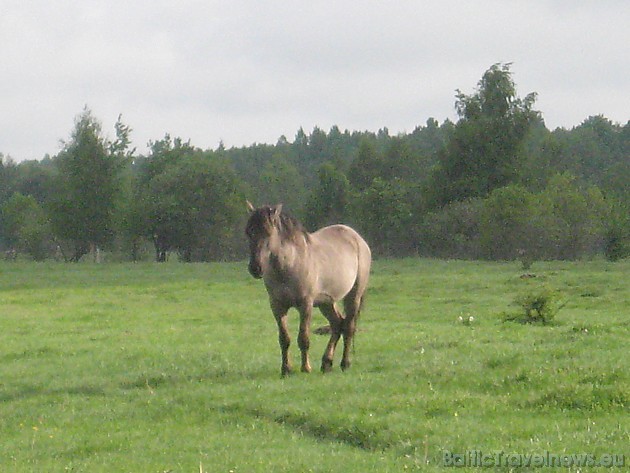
[0,154,18,208]
[152,155,244,262]
[49,108,128,261]
[348,138,381,192]
[432,63,540,205]
[305,162,350,229]
[1,192,51,260]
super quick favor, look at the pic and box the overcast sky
[1,0,629,162]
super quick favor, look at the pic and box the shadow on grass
[0,383,108,403]
[218,404,396,453]
[0,364,271,403]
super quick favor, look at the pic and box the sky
[1,0,629,162]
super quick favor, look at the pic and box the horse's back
[311,224,369,262]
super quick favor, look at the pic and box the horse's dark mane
[247,206,310,243]
[277,210,310,243]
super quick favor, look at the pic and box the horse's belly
[313,267,357,303]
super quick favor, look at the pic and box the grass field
[0,258,628,472]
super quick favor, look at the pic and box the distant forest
[1,64,628,263]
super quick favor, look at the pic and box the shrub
[504,288,567,325]
[604,202,629,261]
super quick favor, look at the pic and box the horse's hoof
[281,366,293,377]
[321,360,333,373]
[301,364,312,373]
[340,360,351,371]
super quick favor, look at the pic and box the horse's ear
[246,200,256,214]
[273,204,283,218]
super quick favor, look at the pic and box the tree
[14,159,56,205]
[49,108,129,261]
[350,177,414,256]
[0,154,18,207]
[478,185,539,260]
[1,193,51,260]
[305,162,350,229]
[136,146,244,262]
[259,151,307,218]
[348,138,381,192]
[432,63,540,205]
[538,173,608,259]
[417,199,482,259]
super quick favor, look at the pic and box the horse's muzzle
[248,261,263,279]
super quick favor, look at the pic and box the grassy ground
[0,258,627,472]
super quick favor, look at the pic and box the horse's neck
[268,234,308,271]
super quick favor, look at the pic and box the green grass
[0,259,628,471]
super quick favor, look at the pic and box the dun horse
[245,202,371,376]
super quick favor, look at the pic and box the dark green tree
[134,142,244,262]
[1,192,51,260]
[350,177,414,256]
[305,162,350,229]
[259,151,307,218]
[432,63,540,205]
[49,108,129,261]
[348,138,381,192]
[478,185,539,260]
[0,154,18,208]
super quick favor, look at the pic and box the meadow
[0,258,627,472]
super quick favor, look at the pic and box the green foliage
[416,199,482,259]
[259,152,306,217]
[350,178,415,256]
[305,162,350,229]
[347,139,380,192]
[504,287,567,325]
[48,108,128,261]
[479,184,537,260]
[604,200,630,261]
[134,140,245,262]
[0,66,627,262]
[433,63,540,205]
[539,173,608,259]
[0,193,51,260]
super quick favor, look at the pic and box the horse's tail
[347,233,371,346]
[352,291,367,354]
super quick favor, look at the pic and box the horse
[245,201,371,376]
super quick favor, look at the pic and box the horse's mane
[247,205,311,244]
[277,211,310,243]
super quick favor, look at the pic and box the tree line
[1,64,628,263]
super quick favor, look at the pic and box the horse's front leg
[272,302,292,377]
[297,300,313,373]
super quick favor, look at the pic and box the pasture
[0,258,627,471]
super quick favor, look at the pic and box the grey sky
[1,0,628,162]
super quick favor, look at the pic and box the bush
[504,288,567,325]
[604,202,630,261]
[605,227,630,261]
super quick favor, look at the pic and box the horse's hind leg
[319,303,343,373]
[341,291,363,371]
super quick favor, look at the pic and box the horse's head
[245,201,283,279]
